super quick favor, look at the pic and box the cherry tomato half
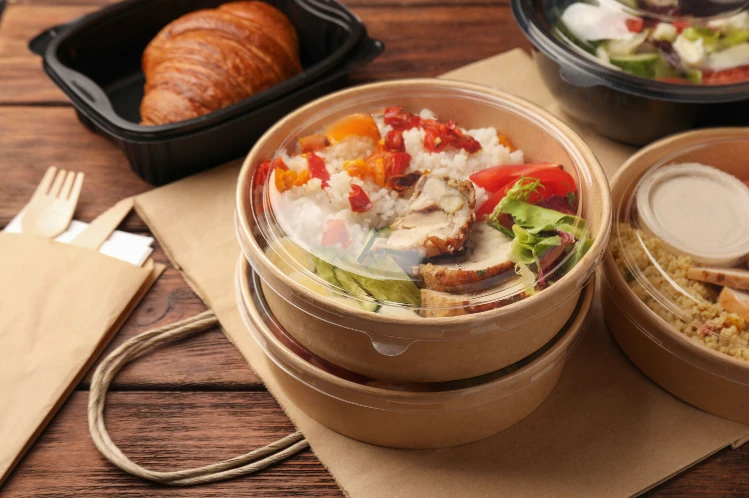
[475,168,577,218]
[469,163,560,193]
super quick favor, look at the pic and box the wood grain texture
[0,106,151,231]
[1,392,341,497]
[1,392,747,497]
[0,0,746,496]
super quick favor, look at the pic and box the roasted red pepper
[383,107,421,131]
[348,184,373,213]
[384,129,405,152]
[254,160,273,186]
[390,151,411,176]
[321,219,350,247]
[255,157,289,186]
[305,152,330,187]
[422,120,481,153]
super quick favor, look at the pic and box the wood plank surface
[0,0,746,496]
[1,392,341,497]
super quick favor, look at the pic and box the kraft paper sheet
[134,49,748,497]
[0,233,164,486]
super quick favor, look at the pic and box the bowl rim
[511,0,750,103]
[238,255,595,405]
[235,78,612,327]
[604,127,749,375]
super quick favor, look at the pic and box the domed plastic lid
[610,137,749,362]
[247,103,595,318]
[545,0,749,85]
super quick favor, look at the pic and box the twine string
[87,310,309,486]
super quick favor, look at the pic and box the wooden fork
[21,167,84,238]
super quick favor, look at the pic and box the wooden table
[0,0,747,495]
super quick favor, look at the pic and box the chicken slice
[373,175,475,258]
[420,277,525,318]
[718,287,749,319]
[687,267,749,290]
[418,223,515,293]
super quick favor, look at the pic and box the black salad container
[29,0,383,185]
[511,0,749,146]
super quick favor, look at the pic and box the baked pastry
[140,1,301,125]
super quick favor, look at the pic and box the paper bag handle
[88,311,309,485]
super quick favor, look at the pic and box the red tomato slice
[475,168,577,218]
[625,18,644,33]
[476,188,508,219]
[672,20,691,33]
[470,163,560,193]
[702,66,749,85]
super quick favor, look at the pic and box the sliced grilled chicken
[418,222,515,293]
[420,277,525,318]
[718,287,749,319]
[687,267,749,290]
[373,175,475,258]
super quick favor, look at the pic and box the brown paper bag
[0,232,163,486]
[133,49,747,498]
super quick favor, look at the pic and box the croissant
[140,1,301,126]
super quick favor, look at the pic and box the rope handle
[87,310,309,486]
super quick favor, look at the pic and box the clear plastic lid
[235,257,592,411]
[246,98,596,318]
[608,134,749,364]
[543,0,749,85]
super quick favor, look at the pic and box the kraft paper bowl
[602,128,749,423]
[235,79,611,382]
[236,257,594,449]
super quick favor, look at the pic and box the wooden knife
[70,197,134,250]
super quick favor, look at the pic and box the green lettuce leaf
[495,198,588,239]
[508,225,562,266]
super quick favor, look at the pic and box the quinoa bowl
[602,127,749,422]
[235,79,611,382]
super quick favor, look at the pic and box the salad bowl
[235,79,611,382]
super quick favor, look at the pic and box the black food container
[30,0,383,185]
[511,0,749,146]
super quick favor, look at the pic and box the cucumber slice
[333,267,380,312]
[312,254,340,287]
[610,52,660,78]
[685,68,703,84]
[605,30,650,57]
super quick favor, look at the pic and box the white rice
[271,108,525,254]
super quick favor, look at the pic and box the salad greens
[487,177,592,278]
[556,2,749,84]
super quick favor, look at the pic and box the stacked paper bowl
[234,80,612,448]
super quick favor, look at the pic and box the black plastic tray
[30,0,383,184]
